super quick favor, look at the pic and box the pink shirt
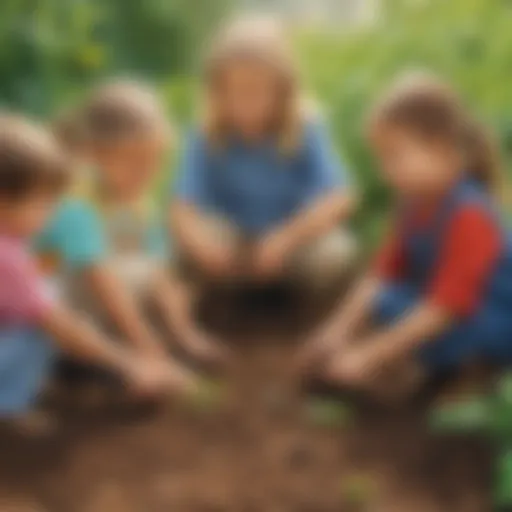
[0,235,52,325]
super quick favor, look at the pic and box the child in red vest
[299,73,512,402]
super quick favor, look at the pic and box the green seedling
[429,372,512,510]
[184,377,228,414]
[305,398,353,428]
[340,473,377,511]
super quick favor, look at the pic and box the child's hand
[197,241,235,279]
[181,329,232,367]
[125,356,198,398]
[139,339,169,360]
[326,347,380,387]
[163,359,200,395]
[295,323,344,374]
[252,232,292,280]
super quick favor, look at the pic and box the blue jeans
[373,283,512,372]
[0,327,55,416]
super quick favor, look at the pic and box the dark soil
[0,294,493,512]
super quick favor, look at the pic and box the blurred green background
[1,0,510,250]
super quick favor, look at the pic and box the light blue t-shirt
[35,198,168,271]
[174,120,349,235]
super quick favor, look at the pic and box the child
[0,115,193,419]
[37,81,227,368]
[298,73,512,402]
[171,17,357,293]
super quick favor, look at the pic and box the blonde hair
[203,16,310,153]
[54,80,172,152]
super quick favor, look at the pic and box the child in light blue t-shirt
[37,81,228,370]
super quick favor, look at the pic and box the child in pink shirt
[0,116,196,417]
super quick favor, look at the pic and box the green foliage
[297,0,512,249]
[495,448,512,509]
[0,0,230,117]
[430,372,512,441]
[430,372,512,507]
[0,0,510,249]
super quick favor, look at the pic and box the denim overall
[374,179,512,372]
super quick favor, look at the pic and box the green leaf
[429,398,491,433]
[305,398,353,428]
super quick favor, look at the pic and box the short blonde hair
[203,16,310,153]
[54,80,172,151]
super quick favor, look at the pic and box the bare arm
[266,190,357,256]
[84,265,165,356]
[354,301,452,367]
[41,304,135,376]
[297,274,380,370]
[325,274,381,336]
[170,201,237,278]
[170,201,210,265]
[151,269,229,364]
[151,269,194,337]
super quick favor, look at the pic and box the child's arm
[170,130,238,279]
[83,265,166,357]
[42,303,145,379]
[297,224,405,370]
[150,269,229,365]
[8,248,185,395]
[42,303,196,396]
[253,191,356,279]
[327,302,451,383]
[297,274,380,370]
[253,120,357,278]
[329,205,502,383]
[43,200,167,357]
[171,202,237,279]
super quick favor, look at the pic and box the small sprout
[340,473,377,511]
[184,377,228,414]
[429,398,490,434]
[304,398,353,428]
[495,449,512,508]
[498,373,512,405]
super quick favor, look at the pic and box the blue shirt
[174,120,349,235]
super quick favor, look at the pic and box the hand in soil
[325,347,378,388]
[294,323,344,376]
[181,329,232,368]
[251,232,290,281]
[126,357,197,398]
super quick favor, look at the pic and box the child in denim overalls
[299,73,512,402]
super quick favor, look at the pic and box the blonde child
[299,73,512,402]
[36,81,227,370]
[171,17,357,293]
[0,116,191,418]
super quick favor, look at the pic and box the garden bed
[0,300,493,512]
